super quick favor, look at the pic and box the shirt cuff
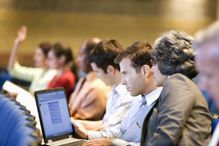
[112,139,140,146]
[87,130,103,140]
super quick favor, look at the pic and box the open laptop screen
[35,88,74,141]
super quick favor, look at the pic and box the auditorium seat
[0,94,41,146]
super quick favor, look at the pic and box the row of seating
[0,94,41,146]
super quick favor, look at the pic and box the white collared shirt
[88,87,163,145]
[102,83,134,128]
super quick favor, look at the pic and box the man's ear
[141,65,151,78]
[106,65,116,75]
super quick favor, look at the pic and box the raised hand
[7,25,27,71]
[15,25,27,44]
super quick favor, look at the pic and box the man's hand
[82,138,113,146]
[71,118,88,139]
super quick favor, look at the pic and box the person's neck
[142,80,157,96]
[57,65,69,77]
[86,71,97,81]
[113,72,121,87]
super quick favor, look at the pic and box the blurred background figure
[194,22,219,145]
[69,38,111,120]
[47,43,76,99]
[194,21,219,110]
[7,26,57,94]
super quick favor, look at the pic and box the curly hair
[115,41,152,72]
[152,30,198,79]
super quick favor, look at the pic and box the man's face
[196,43,219,107]
[151,63,167,86]
[91,63,114,86]
[119,58,146,96]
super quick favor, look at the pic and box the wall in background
[0,0,217,67]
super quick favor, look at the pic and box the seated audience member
[47,43,76,99]
[193,21,219,146]
[141,31,212,146]
[69,38,110,120]
[7,26,57,94]
[74,41,162,146]
[72,39,134,131]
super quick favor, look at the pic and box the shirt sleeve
[112,139,140,146]
[103,93,133,128]
[9,62,40,82]
[88,123,125,140]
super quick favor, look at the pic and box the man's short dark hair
[152,30,198,79]
[89,39,123,72]
[115,41,152,72]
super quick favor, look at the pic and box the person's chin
[154,80,161,87]
[130,91,138,97]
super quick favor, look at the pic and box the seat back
[0,94,41,146]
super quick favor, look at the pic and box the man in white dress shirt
[72,39,134,133]
[73,41,162,146]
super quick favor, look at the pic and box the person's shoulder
[168,73,190,81]
[162,73,201,101]
[46,69,57,75]
[165,73,194,88]
[62,69,75,79]
[92,79,110,89]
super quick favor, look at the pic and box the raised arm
[7,26,27,71]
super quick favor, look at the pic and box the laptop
[34,88,85,146]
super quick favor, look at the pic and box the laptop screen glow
[37,90,73,139]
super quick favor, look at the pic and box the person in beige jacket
[69,38,110,120]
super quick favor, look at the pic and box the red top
[48,69,76,99]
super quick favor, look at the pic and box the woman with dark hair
[7,26,57,94]
[141,31,211,146]
[47,43,76,99]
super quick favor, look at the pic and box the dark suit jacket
[141,73,212,146]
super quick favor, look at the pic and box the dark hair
[38,42,51,57]
[80,38,101,73]
[52,43,73,64]
[152,30,198,79]
[83,38,101,56]
[88,39,123,72]
[115,41,152,72]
